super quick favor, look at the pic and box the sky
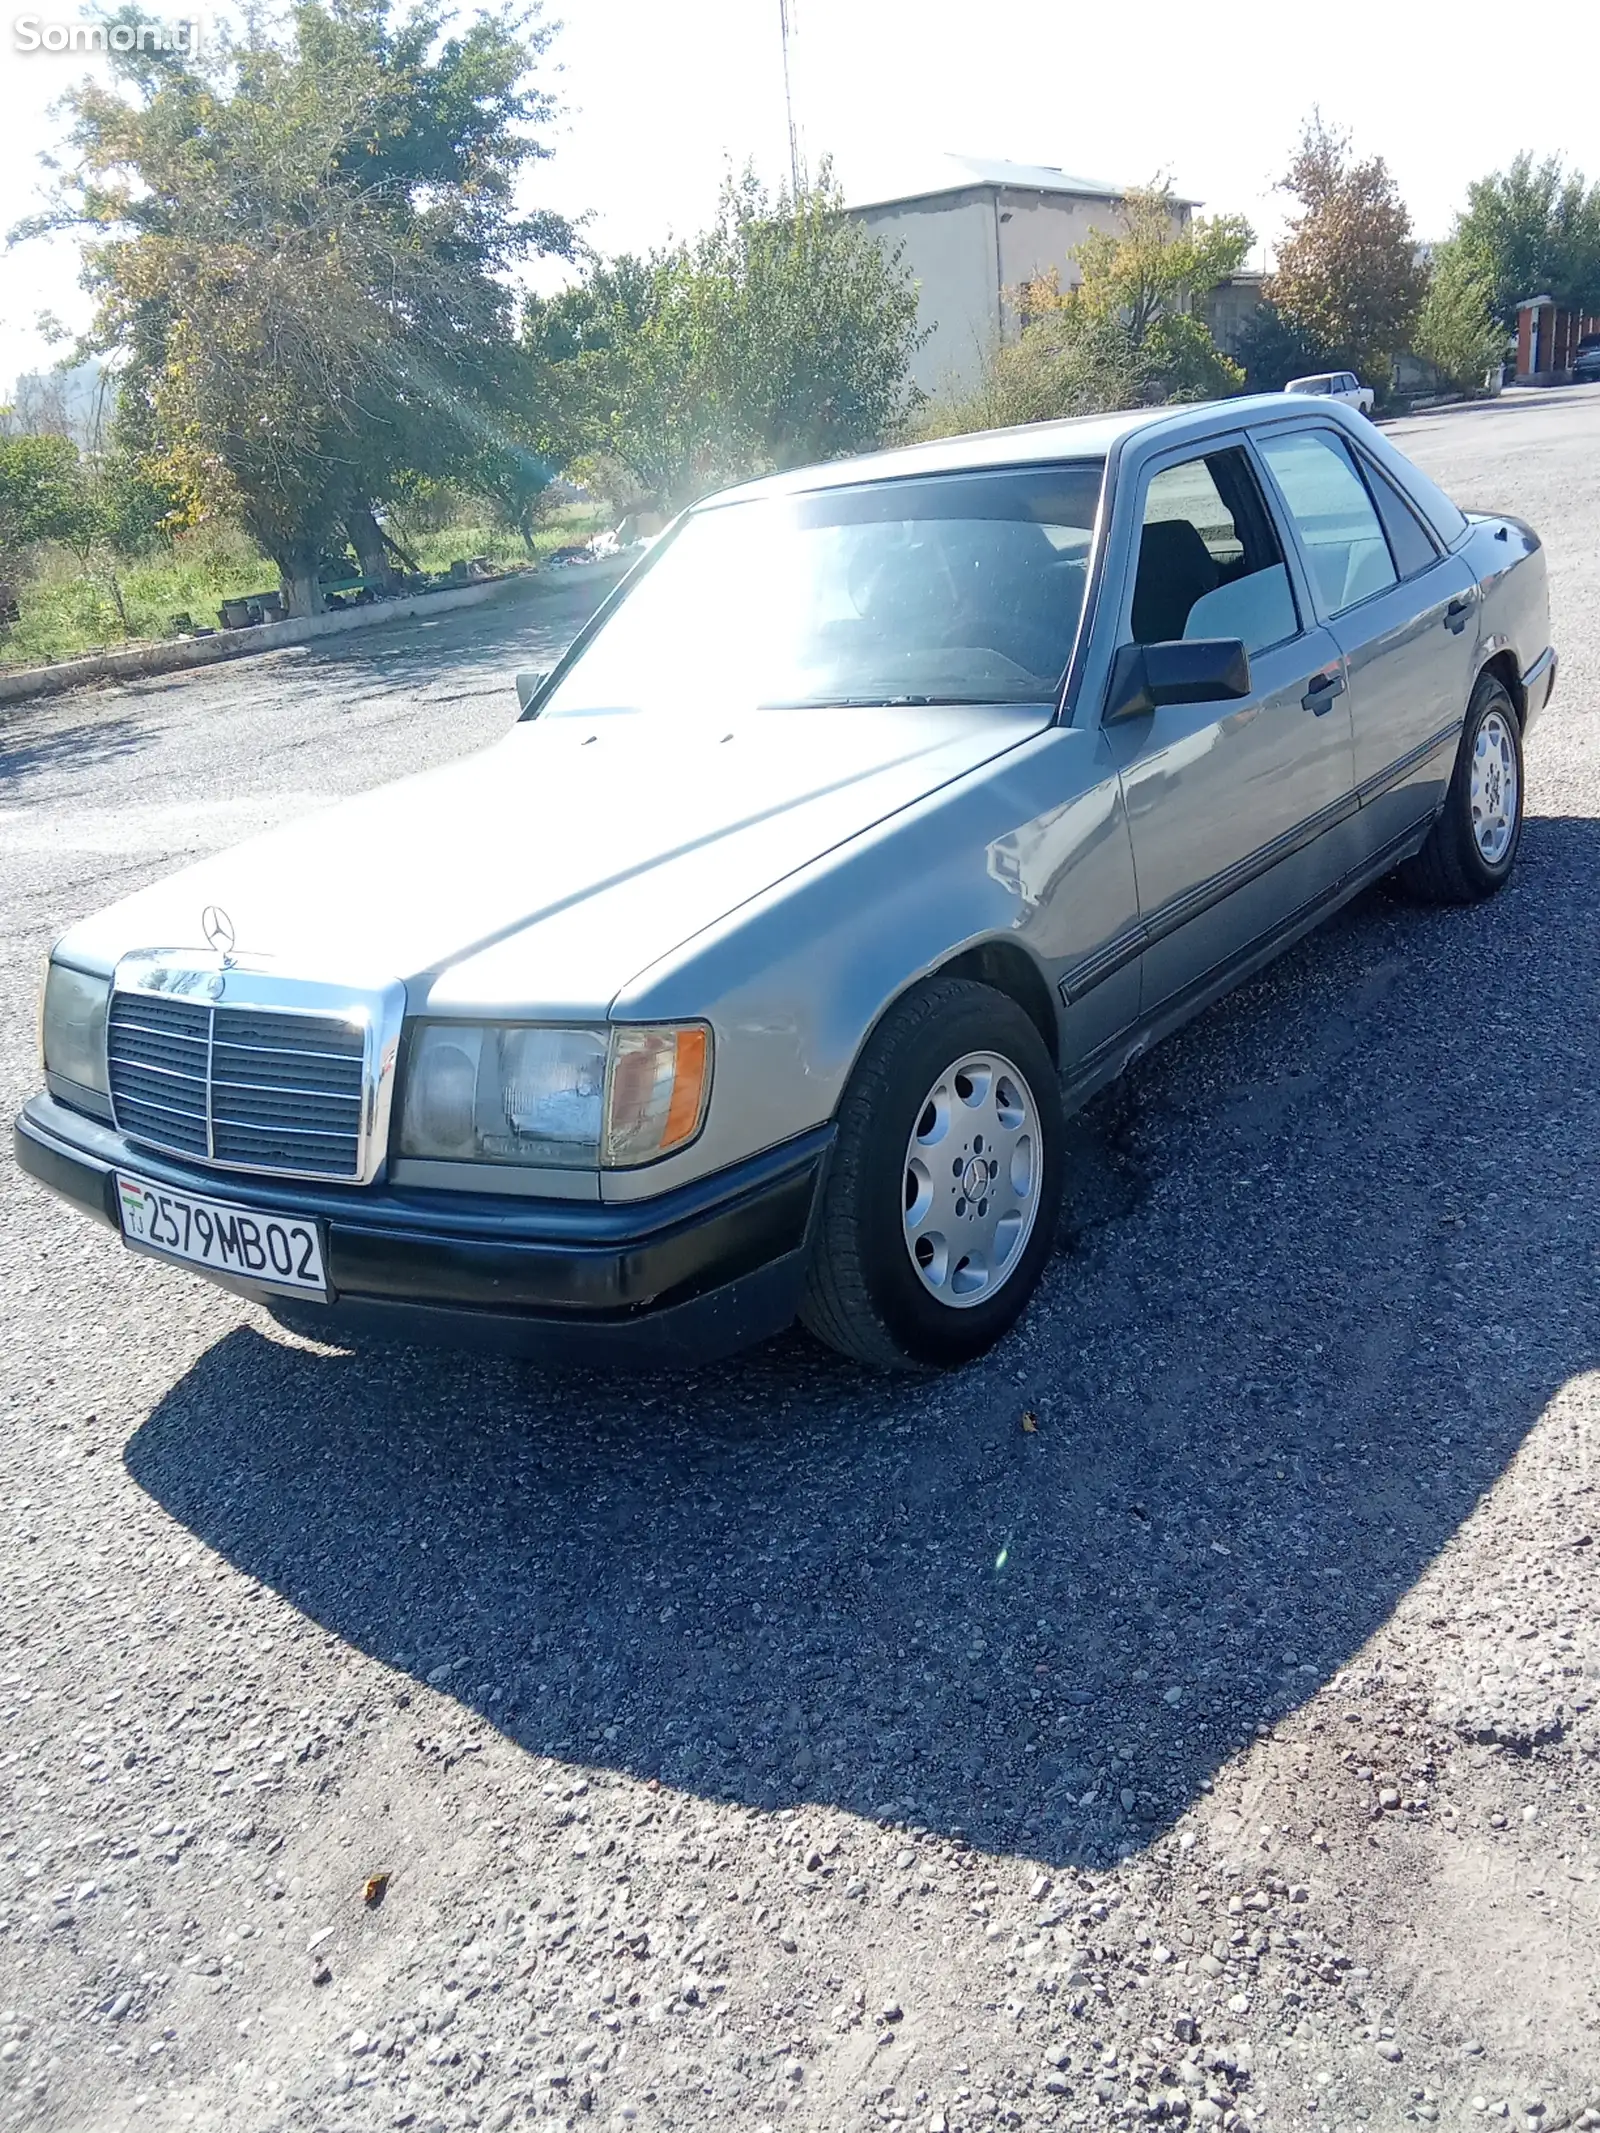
[1,0,1595,394]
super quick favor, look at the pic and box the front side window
[536,463,1105,718]
[1257,428,1399,617]
[1129,447,1298,654]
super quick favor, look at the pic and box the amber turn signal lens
[661,1026,709,1150]
[603,1023,713,1166]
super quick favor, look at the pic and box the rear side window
[1360,459,1440,580]
[1257,428,1398,616]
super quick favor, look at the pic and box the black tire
[1395,670,1524,904]
[800,977,1064,1371]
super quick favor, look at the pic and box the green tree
[0,434,95,571]
[1415,246,1506,391]
[1447,155,1600,329]
[926,185,1250,435]
[529,168,925,510]
[1266,115,1428,390]
[521,255,667,503]
[916,304,1148,439]
[25,0,570,614]
[692,167,926,473]
[1069,185,1253,357]
[0,433,98,631]
[474,439,557,555]
[1233,301,1331,390]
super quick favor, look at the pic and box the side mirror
[1103,638,1252,724]
[514,668,550,715]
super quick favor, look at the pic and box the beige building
[843,155,1195,398]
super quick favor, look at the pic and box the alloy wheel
[901,1050,1042,1308]
[1470,708,1519,865]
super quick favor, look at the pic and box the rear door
[1100,435,1357,1017]
[1254,424,1478,865]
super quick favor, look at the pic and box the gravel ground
[2,393,1599,2133]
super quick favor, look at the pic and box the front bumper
[14,1093,831,1365]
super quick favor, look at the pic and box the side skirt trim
[1059,816,1431,1108]
[1058,789,1359,1006]
[1355,718,1460,808]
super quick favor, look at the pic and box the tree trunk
[281,566,323,618]
[382,527,422,575]
[276,547,325,619]
[345,503,396,592]
[258,523,325,618]
[104,567,129,635]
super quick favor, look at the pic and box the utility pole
[778,0,802,202]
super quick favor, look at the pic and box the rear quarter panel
[1462,515,1552,729]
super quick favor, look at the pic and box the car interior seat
[1132,519,1220,644]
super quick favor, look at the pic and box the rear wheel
[1395,670,1523,903]
[800,978,1064,1370]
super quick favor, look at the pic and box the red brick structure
[1516,295,1600,383]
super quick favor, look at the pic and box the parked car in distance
[17,397,1556,1372]
[1571,335,1600,385]
[1285,370,1376,415]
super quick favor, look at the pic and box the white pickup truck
[1284,370,1376,415]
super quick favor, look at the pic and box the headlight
[399,1022,710,1170]
[41,961,111,1097]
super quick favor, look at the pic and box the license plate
[115,1174,328,1296]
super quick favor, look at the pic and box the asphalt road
[2,394,1599,2133]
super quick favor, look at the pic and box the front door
[1103,440,1358,1017]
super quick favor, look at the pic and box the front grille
[108,991,366,1178]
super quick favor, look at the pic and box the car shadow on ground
[123,811,1600,1871]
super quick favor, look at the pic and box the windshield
[536,462,1105,717]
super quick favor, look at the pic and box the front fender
[603,725,1139,1202]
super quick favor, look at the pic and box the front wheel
[1395,670,1524,903]
[800,977,1064,1370]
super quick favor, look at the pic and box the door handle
[1301,668,1345,714]
[1444,597,1473,634]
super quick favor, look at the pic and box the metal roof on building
[845,154,1198,215]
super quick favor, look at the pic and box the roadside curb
[0,559,629,712]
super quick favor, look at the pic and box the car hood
[58,703,1051,1015]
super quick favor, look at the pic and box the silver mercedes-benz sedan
[16,396,1555,1370]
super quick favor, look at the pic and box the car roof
[699,396,1325,507]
